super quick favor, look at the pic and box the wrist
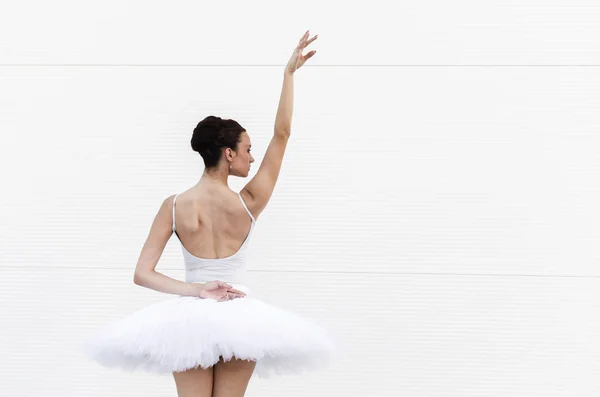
[187,282,206,297]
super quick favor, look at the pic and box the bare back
[172,187,256,260]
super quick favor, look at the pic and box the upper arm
[242,132,290,219]
[133,195,175,279]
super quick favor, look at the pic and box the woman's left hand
[285,30,318,75]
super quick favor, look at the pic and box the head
[191,116,255,177]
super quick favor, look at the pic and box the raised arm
[242,30,318,218]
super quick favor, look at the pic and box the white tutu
[82,293,335,378]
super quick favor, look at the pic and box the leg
[173,365,214,397]
[212,356,257,397]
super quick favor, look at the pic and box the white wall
[1,1,599,396]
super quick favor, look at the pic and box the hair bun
[190,115,245,169]
[191,116,223,153]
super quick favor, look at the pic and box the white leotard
[172,192,255,289]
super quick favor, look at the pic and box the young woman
[83,31,333,397]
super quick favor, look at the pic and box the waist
[186,269,248,291]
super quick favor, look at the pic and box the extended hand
[285,30,318,74]
[198,281,246,301]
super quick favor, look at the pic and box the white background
[1,1,599,396]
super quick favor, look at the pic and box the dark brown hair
[191,116,246,169]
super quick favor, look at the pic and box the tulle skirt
[82,292,335,378]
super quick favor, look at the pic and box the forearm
[133,270,201,297]
[274,70,294,134]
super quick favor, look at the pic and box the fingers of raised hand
[304,50,316,61]
[299,30,309,44]
[306,34,318,47]
[298,31,318,49]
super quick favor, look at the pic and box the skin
[133,30,318,397]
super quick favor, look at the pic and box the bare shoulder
[156,194,177,229]
[164,194,177,212]
[241,132,291,220]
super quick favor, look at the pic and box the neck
[199,164,230,188]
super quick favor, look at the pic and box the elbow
[274,128,290,137]
[133,271,146,286]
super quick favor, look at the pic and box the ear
[224,147,234,161]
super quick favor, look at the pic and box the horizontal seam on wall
[2,266,599,278]
[2,64,600,67]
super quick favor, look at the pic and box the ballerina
[83,30,333,397]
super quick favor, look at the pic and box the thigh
[172,365,214,397]
[212,356,257,397]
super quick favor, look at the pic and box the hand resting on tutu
[193,280,246,301]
